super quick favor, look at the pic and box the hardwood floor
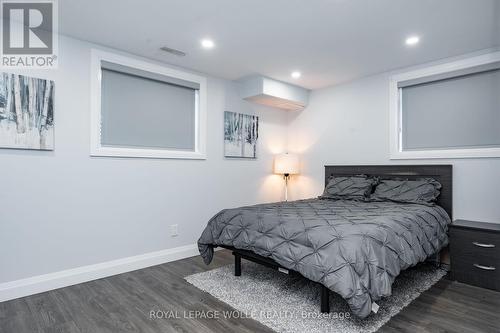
[1,250,498,333]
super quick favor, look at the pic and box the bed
[198,165,452,318]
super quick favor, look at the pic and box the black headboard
[324,165,453,219]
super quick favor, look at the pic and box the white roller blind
[401,68,500,151]
[100,68,197,151]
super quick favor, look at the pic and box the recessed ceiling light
[405,36,420,46]
[201,39,215,49]
[291,71,301,79]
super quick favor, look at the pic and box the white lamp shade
[274,153,300,175]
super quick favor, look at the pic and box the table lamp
[274,153,300,201]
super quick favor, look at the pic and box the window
[390,52,500,159]
[91,50,207,159]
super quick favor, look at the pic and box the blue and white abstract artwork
[0,73,55,150]
[224,111,258,158]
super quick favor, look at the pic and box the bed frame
[220,164,453,313]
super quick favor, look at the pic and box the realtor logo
[1,0,57,68]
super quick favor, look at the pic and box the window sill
[390,147,500,160]
[90,146,206,160]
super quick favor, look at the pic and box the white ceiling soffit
[59,0,500,89]
[239,76,309,111]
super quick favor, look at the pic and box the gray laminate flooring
[0,250,498,333]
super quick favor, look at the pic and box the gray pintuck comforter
[198,198,450,318]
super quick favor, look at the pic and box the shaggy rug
[185,261,447,333]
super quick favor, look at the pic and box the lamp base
[284,173,290,202]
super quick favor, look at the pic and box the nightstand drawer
[450,220,500,291]
[450,228,500,262]
[452,257,500,291]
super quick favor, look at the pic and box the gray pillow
[370,178,441,205]
[321,175,377,200]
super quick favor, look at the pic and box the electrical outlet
[170,224,178,237]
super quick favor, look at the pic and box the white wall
[287,71,500,224]
[2,35,498,290]
[0,36,288,283]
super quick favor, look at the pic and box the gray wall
[287,66,500,224]
[2,36,498,286]
[0,36,288,283]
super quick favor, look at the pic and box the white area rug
[185,262,447,333]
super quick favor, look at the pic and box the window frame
[389,51,500,160]
[90,49,207,159]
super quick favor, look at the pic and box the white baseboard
[0,243,201,303]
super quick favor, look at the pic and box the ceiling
[59,0,500,89]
